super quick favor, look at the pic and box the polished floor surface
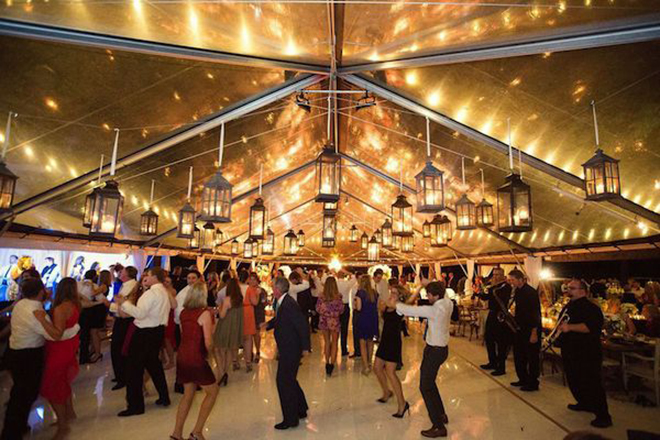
[1,322,658,440]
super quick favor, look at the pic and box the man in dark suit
[478,267,514,376]
[263,276,311,430]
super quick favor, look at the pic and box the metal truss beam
[0,19,330,74]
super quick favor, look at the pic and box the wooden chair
[622,342,660,405]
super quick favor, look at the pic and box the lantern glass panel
[231,239,239,255]
[392,234,400,250]
[456,195,476,230]
[177,204,196,239]
[415,162,444,213]
[382,220,393,248]
[0,163,17,212]
[401,235,414,253]
[297,230,306,247]
[284,230,299,255]
[324,201,338,212]
[89,181,124,237]
[201,223,216,251]
[200,171,232,223]
[430,215,452,247]
[243,238,254,259]
[497,174,532,232]
[392,195,413,235]
[422,220,431,238]
[374,228,382,243]
[582,149,621,201]
[316,148,341,202]
[262,228,275,255]
[350,226,359,242]
[367,237,380,261]
[82,192,95,227]
[214,229,224,247]
[249,198,266,239]
[322,214,336,248]
[360,232,369,249]
[189,227,201,249]
[140,210,158,236]
[476,200,494,227]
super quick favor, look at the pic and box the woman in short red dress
[171,281,218,440]
[34,277,81,440]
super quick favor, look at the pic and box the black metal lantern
[82,188,100,228]
[381,219,393,248]
[243,237,255,259]
[415,161,445,213]
[360,232,369,249]
[422,219,431,238]
[88,180,124,238]
[392,194,413,236]
[582,149,621,201]
[248,197,267,239]
[374,228,382,244]
[497,173,532,233]
[284,229,299,256]
[231,239,239,256]
[391,234,400,251]
[189,225,201,250]
[297,229,306,247]
[315,146,341,203]
[0,161,17,215]
[214,228,224,248]
[200,170,232,223]
[401,234,414,253]
[322,212,336,248]
[323,201,338,212]
[140,209,158,236]
[476,199,494,227]
[177,202,196,239]
[200,222,216,252]
[349,225,359,242]
[367,236,380,262]
[262,227,275,255]
[455,194,476,230]
[430,214,452,247]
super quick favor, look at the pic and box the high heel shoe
[392,402,410,418]
[377,391,393,403]
[218,373,228,387]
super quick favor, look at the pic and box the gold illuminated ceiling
[1,1,660,264]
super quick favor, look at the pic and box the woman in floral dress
[316,277,344,376]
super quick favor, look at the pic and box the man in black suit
[478,267,514,376]
[263,277,311,430]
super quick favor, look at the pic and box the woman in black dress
[373,284,409,418]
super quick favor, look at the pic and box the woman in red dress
[171,281,218,440]
[34,277,81,440]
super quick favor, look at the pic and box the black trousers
[484,312,511,371]
[562,348,610,419]
[420,345,448,428]
[310,298,319,331]
[276,353,308,424]
[79,308,92,363]
[111,317,132,385]
[339,305,350,356]
[1,347,44,440]
[352,310,361,356]
[513,329,540,387]
[125,326,169,412]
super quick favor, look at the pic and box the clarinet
[542,307,570,353]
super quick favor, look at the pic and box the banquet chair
[622,342,660,405]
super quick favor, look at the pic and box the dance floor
[1,322,658,440]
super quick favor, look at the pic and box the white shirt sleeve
[290,280,310,295]
[396,303,437,319]
[121,290,154,320]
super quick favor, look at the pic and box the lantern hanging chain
[110,128,120,177]
[480,169,485,199]
[518,143,523,179]
[97,154,105,185]
[2,111,17,160]
[507,117,513,171]
[327,95,332,144]
[461,157,466,187]
[400,167,403,192]
[258,164,263,195]
[186,166,193,202]
[218,122,225,168]
[591,100,600,148]
[149,179,155,207]
[426,117,431,158]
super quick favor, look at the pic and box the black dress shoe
[520,385,539,392]
[118,409,144,417]
[590,416,613,428]
[510,381,524,387]
[155,398,171,407]
[490,370,505,377]
[480,363,496,370]
[111,383,126,391]
[421,426,447,438]
[274,421,299,430]
[567,403,591,412]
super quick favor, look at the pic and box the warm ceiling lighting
[44,98,58,110]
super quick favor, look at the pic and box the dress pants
[513,329,540,387]
[0,347,44,440]
[78,308,92,363]
[276,353,308,424]
[562,348,610,419]
[111,317,132,385]
[484,313,511,371]
[125,325,169,412]
[420,344,448,428]
[339,305,350,356]
[310,298,319,331]
[352,310,361,356]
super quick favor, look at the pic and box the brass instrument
[488,284,520,333]
[542,308,570,353]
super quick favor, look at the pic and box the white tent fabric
[524,256,543,289]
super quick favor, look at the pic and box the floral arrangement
[606,284,624,297]
[255,264,271,281]
[604,314,626,335]
[368,264,391,280]
[619,303,638,318]
[545,297,569,319]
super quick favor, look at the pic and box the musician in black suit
[478,267,514,376]
[508,269,542,392]
[262,277,311,430]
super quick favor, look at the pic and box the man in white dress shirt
[174,270,201,326]
[396,281,453,438]
[335,270,357,357]
[288,269,310,303]
[116,267,171,417]
[109,266,138,391]
[1,278,79,440]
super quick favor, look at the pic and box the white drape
[524,256,543,289]
[196,256,205,274]
[466,259,475,296]
[132,249,147,278]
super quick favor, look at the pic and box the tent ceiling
[1,3,659,264]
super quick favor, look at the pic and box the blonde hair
[359,274,377,303]
[184,281,208,309]
[322,277,340,302]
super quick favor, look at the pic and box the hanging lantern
[253,239,261,258]
[323,201,338,212]
[392,194,413,236]
[297,229,306,247]
[349,225,359,242]
[367,236,380,262]
[248,197,266,239]
[401,234,414,253]
[582,149,621,201]
[0,161,16,215]
[140,208,158,236]
[284,229,299,256]
[381,219,393,248]
[476,199,494,227]
[374,228,382,244]
[455,194,476,230]
[430,214,452,247]
[177,202,196,239]
[189,225,201,250]
[415,161,445,213]
[214,228,224,248]
[243,237,255,259]
[422,219,431,238]
[82,188,101,228]
[262,227,275,255]
[497,173,532,233]
[315,146,341,203]
[391,234,400,251]
[200,222,216,252]
[322,212,336,248]
[200,170,233,223]
[231,239,239,256]
[360,232,369,249]
[88,180,124,238]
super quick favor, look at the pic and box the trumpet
[542,309,570,353]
